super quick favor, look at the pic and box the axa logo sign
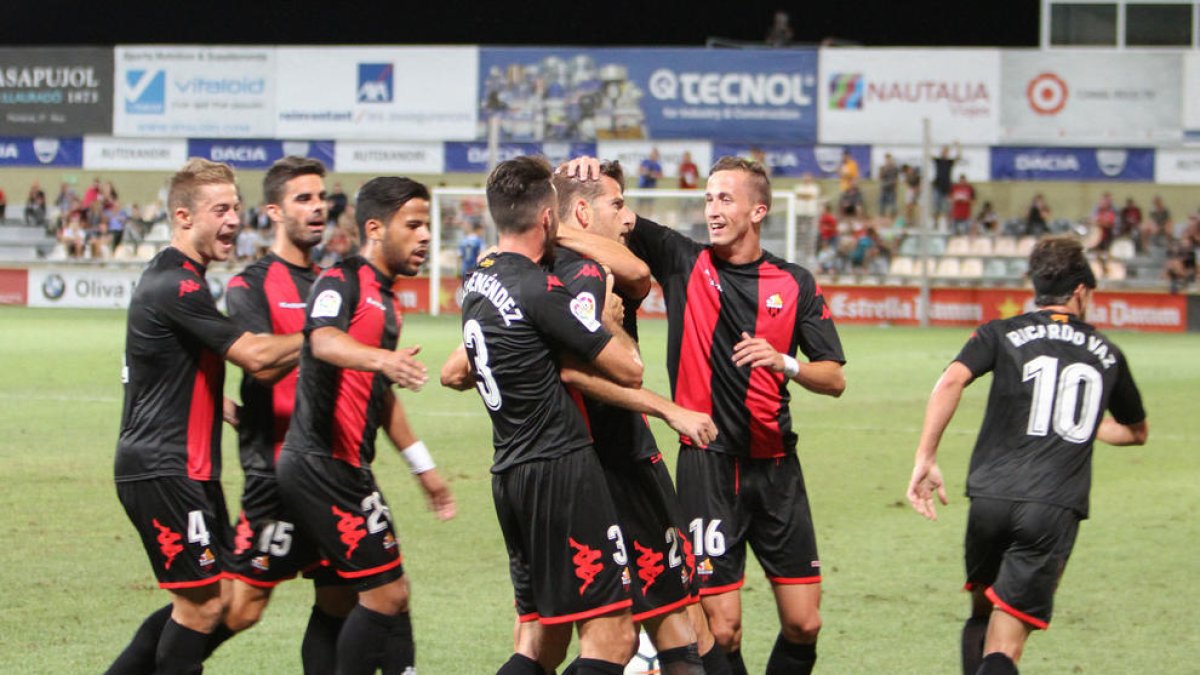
[125,69,166,114]
[648,68,813,106]
[357,63,393,103]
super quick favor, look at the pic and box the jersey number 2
[1022,355,1103,443]
[463,319,502,411]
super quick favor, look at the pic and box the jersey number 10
[1022,355,1103,444]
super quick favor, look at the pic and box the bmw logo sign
[42,273,66,300]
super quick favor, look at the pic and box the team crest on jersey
[198,547,216,568]
[478,257,495,268]
[569,292,600,332]
[251,555,270,572]
[311,289,342,318]
[765,292,784,317]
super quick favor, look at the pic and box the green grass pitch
[1,307,1197,674]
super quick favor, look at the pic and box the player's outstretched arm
[1096,417,1149,447]
[560,356,717,447]
[907,361,973,520]
[557,226,651,300]
[732,331,846,397]
[439,344,475,391]
[226,332,303,377]
[310,326,428,391]
[382,390,455,521]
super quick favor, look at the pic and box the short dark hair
[552,160,624,222]
[709,156,771,210]
[1029,235,1096,306]
[355,177,431,241]
[486,155,555,234]
[262,156,326,206]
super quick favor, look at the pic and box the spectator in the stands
[24,181,47,228]
[1144,195,1172,253]
[1166,213,1198,294]
[677,151,699,189]
[973,200,999,235]
[60,210,87,258]
[1120,197,1143,241]
[1089,192,1117,253]
[878,153,899,219]
[902,164,921,226]
[949,174,975,235]
[1026,194,1051,236]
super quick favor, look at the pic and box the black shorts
[494,449,632,625]
[116,477,232,590]
[964,498,1081,629]
[676,448,820,595]
[227,475,344,588]
[601,452,697,621]
[276,451,404,592]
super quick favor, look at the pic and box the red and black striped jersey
[956,310,1145,518]
[460,250,614,473]
[115,246,245,482]
[628,217,845,459]
[554,248,660,463]
[226,252,319,477]
[282,256,401,469]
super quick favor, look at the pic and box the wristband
[781,354,800,379]
[401,440,436,474]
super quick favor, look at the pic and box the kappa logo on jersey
[311,289,343,318]
[570,292,601,332]
[633,540,664,592]
[366,296,388,312]
[227,276,250,290]
[198,547,216,568]
[568,537,604,595]
[766,292,784,317]
[179,279,203,297]
[357,63,393,103]
[153,519,184,570]
[820,301,832,320]
[233,512,253,555]
[331,506,367,558]
[574,263,603,281]
[546,274,564,291]
[702,266,722,293]
[323,268,346,281]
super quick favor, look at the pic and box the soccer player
[108,158,304,675]
[219,156,357,672]
[907,236,1148,675]
[461,156,643,675]
[625,156,847,675]
[276,176,455,675]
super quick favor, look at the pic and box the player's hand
[222,396,241,428]
[557,156,601,181]
[383,346,429,391]
[415,468,456,521]
[732,331,783,372]
[664,404,718,448]
[602,274,625,329]
[906,460,948,521]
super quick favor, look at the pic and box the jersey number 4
[463,319,502,411]
[1022,355,1103,443]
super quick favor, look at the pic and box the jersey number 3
[463,319,502,411]
[1022,355,1103,443]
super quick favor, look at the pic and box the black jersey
[226,253,319,478]
[627,217,845,459]
[956,310,1146,518]
[282,256,401,469]
[115,247,245,482]
[553,247,659,463]
[460,251,614,473]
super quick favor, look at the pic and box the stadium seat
[969,237,994,256]
[934,258,961,278]
[46,243,67,261]
[135,243,158,260]
[1008,258,1028,277]
[983,258,1009,278]
[889,256,913,276]
[945,236,969,256]
[960,257,984,279]
[1092,259,1127,281]
[1016,236,1038,257]
[1111,238,1136,260]
[992,236,1018,257]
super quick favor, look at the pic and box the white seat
[993,237,1018,257]
[945,236,970,256]
[889,256,913,276]
[1017,236,1038,257]
[960,257,984,279]
[1111,238,1136,261]
[935,258,961,278]
[969,238,994,256]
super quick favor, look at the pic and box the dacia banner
[275,47,477,141]
[0,48,113,135]
[84,136,188,171]
[186,139,335,170]
[114,46,275,138]
[711,143,870,179]
[444,141,596,173]
[818,48,1001,145]
[0,136,82,167]
[1000,51,1182,145]
[990,146,1154,182]
[479,48,819,143]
